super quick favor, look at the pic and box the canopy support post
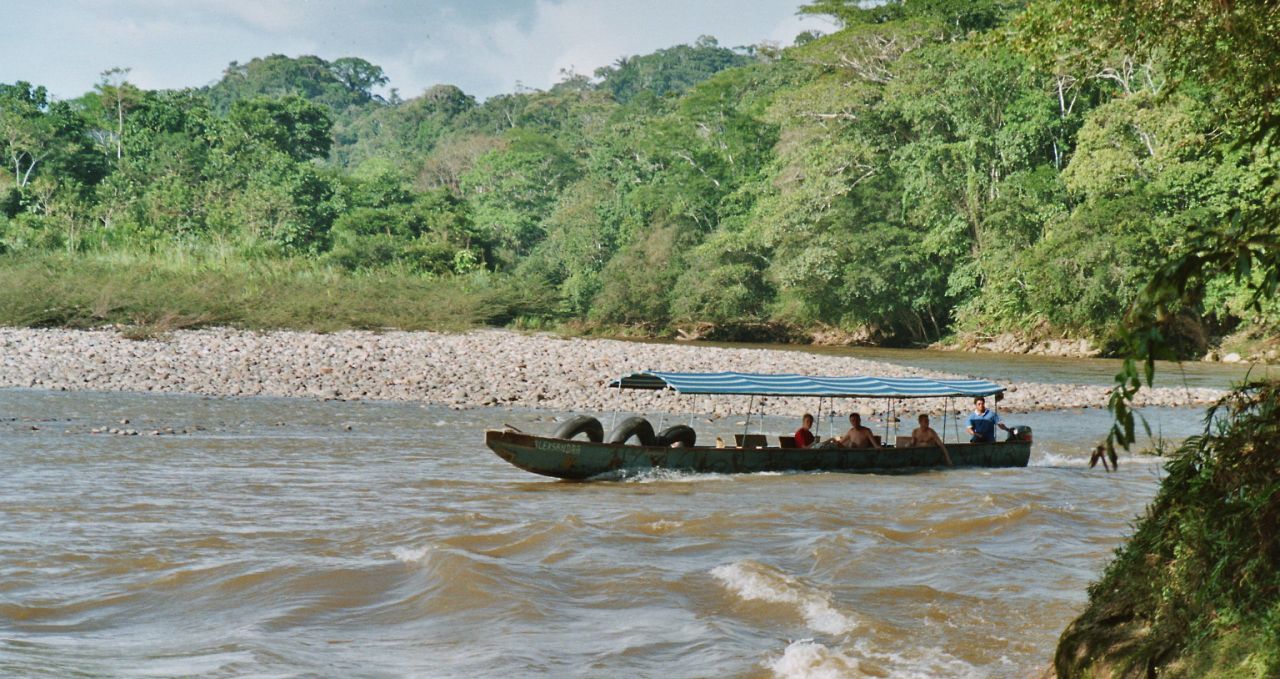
[993,395,1000,441]
[609,380,621,433]
[891,398,899,446]
[884,398,890,447]
[943,398,950,444]
[743,394,754,443]
[815,397,822,442]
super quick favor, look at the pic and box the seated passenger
[966,396,1011,443]
[794,413,816,448]
[909,414,952,466]
[832,412,880,449]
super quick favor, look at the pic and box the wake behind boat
[485,371,1032,479]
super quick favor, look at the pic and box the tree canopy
[0,21,1276,357]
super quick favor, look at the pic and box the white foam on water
[391,545,434,563]
[767,638,985,679]
[849,639,983,679]
[767,640,860,679]
[617,469,788,483]
[620,468,732,484]
[711,561,856,635]
[1032,450,1167,468]
[1029,451,1089,468]
[646,519,683,532]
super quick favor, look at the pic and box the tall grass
[0,252,556,334]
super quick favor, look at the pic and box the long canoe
[485,429,1031,480]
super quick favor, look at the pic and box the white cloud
[767,10,837,44]
[0,0,828,101]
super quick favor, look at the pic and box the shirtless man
[909,413,952,466]
[834,412,880,449]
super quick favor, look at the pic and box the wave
[711,561,855,635]
[614,468,735,483]
[767,638,983,679]
[644,519,683,533]
[387,542,535,608]
[768,640,861,679]
[846,638,984,679]
[1031,450,1167,468]
[392,545,433,564]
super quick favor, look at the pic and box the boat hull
[485,430,1032,480]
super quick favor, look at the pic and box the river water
[1,380,1208,678]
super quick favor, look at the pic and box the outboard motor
[1007,425,1032,443]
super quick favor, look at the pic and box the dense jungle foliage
[1059,382,1280,678]
[1,1,1276,354]
[1028,1,1280,675]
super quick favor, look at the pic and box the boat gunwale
[484,428,1026,454]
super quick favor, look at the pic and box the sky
[2,0,834,102]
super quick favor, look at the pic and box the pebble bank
[0,328,1222,417]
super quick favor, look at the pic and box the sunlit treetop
[800,0,1027,34]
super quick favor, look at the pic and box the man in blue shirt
[966,396,1010,443]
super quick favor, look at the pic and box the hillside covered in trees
[2,0,1276,358]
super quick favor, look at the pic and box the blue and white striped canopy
[608,371,1005,399]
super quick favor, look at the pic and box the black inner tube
[553,415,604,442]
[656,424,697,447]
[606,416,657,446]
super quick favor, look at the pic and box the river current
[1,382,1208,678]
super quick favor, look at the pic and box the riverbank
[1054,382,1280,677]
[0,327,1223,416]
[944,330,1280,364]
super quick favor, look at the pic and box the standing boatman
[966,396,1010,443]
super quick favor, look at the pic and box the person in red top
[794,413,816,448]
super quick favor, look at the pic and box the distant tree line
[1,3,1275,354]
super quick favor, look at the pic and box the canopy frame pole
[609,380,621,433]
[743,394,755,443]
[884,398,891,447]
[943,398,950,444]
[993,395,1000,441]
[891,398,899,446]
[816,396,822,442]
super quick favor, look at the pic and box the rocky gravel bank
[0,328,1222,417]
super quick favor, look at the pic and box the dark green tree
[228,95,334,161]
[594,36,754,104]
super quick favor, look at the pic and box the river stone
[0,327,1224,414]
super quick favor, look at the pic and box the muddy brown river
[1,384,1207,677]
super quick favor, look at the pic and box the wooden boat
[485,371,1032,480]
[486,429,1030,480]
